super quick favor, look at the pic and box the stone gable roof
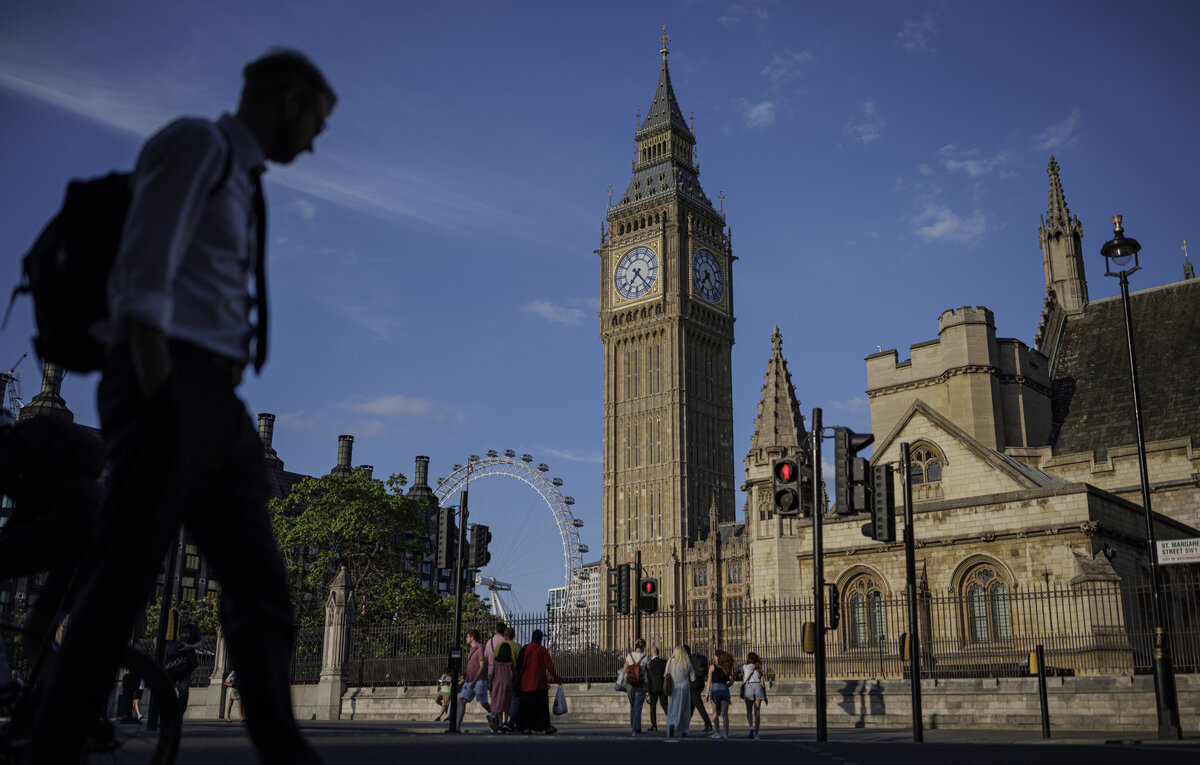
[1050,278,1200,458]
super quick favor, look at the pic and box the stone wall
[334,675,1200,733]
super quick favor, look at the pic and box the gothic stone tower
[599,35,736,615]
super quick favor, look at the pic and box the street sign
[1158,538,1200,565]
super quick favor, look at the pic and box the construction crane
[1,353,27,414]
[474,575,513,621]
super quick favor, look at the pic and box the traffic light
[638,577,659,613]
[900,632,913,662]
[467,523,492,569]
[833,427,874,515]
[863,463,896,543]
[771,457,801,516]
[802,622,817,654]
[616,563,631,615]
[827,583,840,630]
[435,506,456,570]
[607,567,619,610]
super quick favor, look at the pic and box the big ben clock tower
[599,31,736,615]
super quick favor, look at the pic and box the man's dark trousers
[689,654,712,730]
[30,342,319,763]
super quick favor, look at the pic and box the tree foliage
[144,595,220,636]
[269,467,490,627]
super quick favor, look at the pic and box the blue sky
[2,1,1197,611]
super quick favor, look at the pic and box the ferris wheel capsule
[469,454,481,462]
[452,464,463,472]
[536,463,549,472]
[572,518,584,527]
[504,449,516,458]
[551,477,564,486]
[563,496,575,505]
[437,477,445,485]
[521,454,533,462]
[486,449,498,458]
[574,599,587,608]
[576,570,590,580]
[577,544,589,553]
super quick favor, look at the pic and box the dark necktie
[252,171,268,373]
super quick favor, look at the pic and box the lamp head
[1101,214,1142,275]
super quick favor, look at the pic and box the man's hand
[126,319,172,399]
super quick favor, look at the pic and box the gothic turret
[748,327,809,456]
[1038,157,1088,312]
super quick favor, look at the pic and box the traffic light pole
[446,489,469,733]
[635,549,642,641]
[899,445,923,742]
[811,407,827,742]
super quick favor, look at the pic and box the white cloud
[342,394,436,418]
[912,204,987,242]
[918,163,934,176]
[843,102,886,144]
[1035,106,1081,151]
[761,49,814,91]
[523,300,585,325]
[0,59,530,237]
[294,199,316,220]
[831,397,869,413]
[538,446,602,464]
[736,99,777,128]
[938,146,1012,177]
[898,14,938,53]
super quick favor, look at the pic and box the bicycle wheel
[81,646,181,765]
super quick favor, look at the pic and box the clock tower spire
[599,32,736,618]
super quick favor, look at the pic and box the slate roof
[1051,278,1200,458]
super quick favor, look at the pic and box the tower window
[908,442,944,485]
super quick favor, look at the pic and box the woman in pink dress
[489,627,517,730]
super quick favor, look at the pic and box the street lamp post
[1100,215,1182,740]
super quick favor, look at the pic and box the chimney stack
[414,455,430,487]
[257,413,283,470]
[17,361,72,422]
[330,434,354,478]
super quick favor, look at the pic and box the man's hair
[466,629,480,642]
[634,638,645,650]
[495,622,507,634]
[503,627,515,640]
[242,49,336,108]
[531,629,544,643]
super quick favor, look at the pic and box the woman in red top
[513,629,564,734]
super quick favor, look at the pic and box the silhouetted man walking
[29,49,335,764]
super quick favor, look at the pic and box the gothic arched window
[846,575,887,648]
[962,564,1013,643]
[908,442,944,485]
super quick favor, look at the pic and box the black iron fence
[341,579,1200,686]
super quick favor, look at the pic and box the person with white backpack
[739,652,767,739]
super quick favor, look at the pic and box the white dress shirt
[108,113,266,364]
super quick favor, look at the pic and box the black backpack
[6,133,231,373]
[8,172,134,373]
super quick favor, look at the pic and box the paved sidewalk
[173,719,1200,764]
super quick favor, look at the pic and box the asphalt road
[174,720,1200,765]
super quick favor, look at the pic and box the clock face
[692,248,723,302]
[615,246,658,300]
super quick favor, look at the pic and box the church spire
[1038,156,1088,315]
[1044,156,1074,233]
[749,327,809,454]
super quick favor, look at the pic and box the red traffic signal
[638,577,658,613]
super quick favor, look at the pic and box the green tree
[270,467,430,627]
[144,595,220,636]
